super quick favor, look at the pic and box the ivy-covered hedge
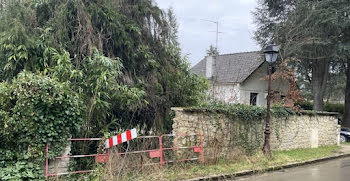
[193,103,294,121]
[0,72,84,180]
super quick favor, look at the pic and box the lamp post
[262,44,279,156]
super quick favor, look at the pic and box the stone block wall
[48,144,71,174]
[171,108,340,158]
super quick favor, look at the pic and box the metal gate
[45,133,204,178]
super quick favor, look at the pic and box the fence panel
[45,134,204,178]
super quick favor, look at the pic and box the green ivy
[194,103,294,122]
[0,71,84,180]
[0,162,42,181]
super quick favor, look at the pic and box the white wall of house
[210,62,289,107]
[209,83,240,103]
[239,63,269,106]
[240,62,289,107]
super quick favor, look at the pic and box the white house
[191,51,288,107]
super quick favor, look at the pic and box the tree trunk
[312,59,329,111]
[343,58,350,128]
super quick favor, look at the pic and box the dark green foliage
[0,0,208,179]
[194,103,293,122]
[297,101,344,114]
[0,72,84,180]
[254,0,350,111]
[324,103,345,114]
[297,101,314,110]
[0,0,208,178]
[0,0,208,133]
[197,103,266,121]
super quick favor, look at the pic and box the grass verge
[132,145,340,181]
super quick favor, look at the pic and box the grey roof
[190,57,206,77]
[190,51,264,83]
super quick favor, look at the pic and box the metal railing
[45,133,204,178]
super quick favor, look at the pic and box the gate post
[200,134,204,163]
[45,144,49,178]
[159,136,163,169]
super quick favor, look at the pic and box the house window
[250,93,258,106]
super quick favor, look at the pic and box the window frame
[250,92,258,106]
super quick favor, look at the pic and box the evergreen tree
[254,0,350,125]
[0,0,208,134]
[206,44,219,56]
[254,0,341,111]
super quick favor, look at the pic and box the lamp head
[263,44,279,63]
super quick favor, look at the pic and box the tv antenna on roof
[201,19,224,51]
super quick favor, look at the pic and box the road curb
[184,152,350,181]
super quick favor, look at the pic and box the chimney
[205,56,214,79]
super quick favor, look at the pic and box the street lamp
[262,44,279,156]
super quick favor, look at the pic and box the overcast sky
[155,0,260,66]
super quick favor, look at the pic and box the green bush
[297,101,344,114]
[324,103,344,114]
[297,101,313,110]
[0,72,84,180]
[196,102,294,121]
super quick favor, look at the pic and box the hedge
[0,72,84,180]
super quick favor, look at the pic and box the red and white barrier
[46,133,204,177]
[105,128,137,149]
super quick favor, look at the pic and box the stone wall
[172,108,340,158]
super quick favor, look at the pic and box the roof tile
[191,51,264,83]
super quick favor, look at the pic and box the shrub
[0,71,84,180]
[324,103,344,114]
[297,101,344,114]
[297,101,313,110]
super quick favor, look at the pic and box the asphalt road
[234,157,350,181]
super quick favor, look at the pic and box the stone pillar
[49,144,71,174]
